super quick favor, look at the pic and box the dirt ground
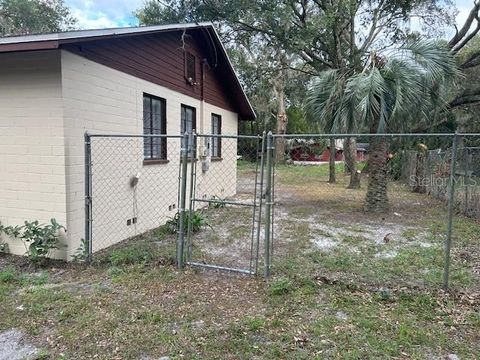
[1,163,479,359]
[191,163,480,291]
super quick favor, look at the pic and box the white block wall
[0,51,67,257]
[61,51,238,257]
[0,49,239,259]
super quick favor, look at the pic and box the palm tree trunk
[274,73,287,164]
[365,136,389,212]
[413,151,426,193]
[344,137,360,188]
[329,137,336,183]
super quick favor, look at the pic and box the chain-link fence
[86,134,183,254]
[403,147,480,219]
[85,132,478,288]
[85,132,272,275]
[271,133,480,290]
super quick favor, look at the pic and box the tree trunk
[275,78,288,163]
[413,151,426,193]
[273,61,288,163]
[365,136,389,212]
[329,137,336,183]
[344,137,360,189]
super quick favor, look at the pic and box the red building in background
[288,139,368,162]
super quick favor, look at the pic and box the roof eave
[0,22,256,120]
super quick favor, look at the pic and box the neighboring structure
[0,23,255,259]
[288,139,368,162]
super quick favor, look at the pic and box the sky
[65,0,143,29]
[66,0,475,32]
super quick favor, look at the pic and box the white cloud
[71,9,119,29]
[66,0,144,29]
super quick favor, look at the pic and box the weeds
[0,266,16,283]
[108,244,154,266]
[268,277,293,296]
[208,196,227,209]
[165,211,209,234]
[71,238,90,262]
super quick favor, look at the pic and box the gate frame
[178,132,270,276]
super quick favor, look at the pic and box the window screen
[143,94,167,160]
[211,114,222,158]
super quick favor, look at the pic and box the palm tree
[307,40,459,212]
[305,69,360,188]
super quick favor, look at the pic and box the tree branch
[449,93,480,108]
[461,51,480,69]
[449,1,480,50]
[452,14,480,54]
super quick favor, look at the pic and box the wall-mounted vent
[185,52,196,85]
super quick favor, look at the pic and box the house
[0,23,255,259]
[288,139,368,162]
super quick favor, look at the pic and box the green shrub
[208,196,226,209]
[0,222,9,253]
[0,219,65,262]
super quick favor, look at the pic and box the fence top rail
[87,133,184,139]
[196,133,262,139]
[85,132,480,139]
[86,133,261,139]
[273,133,480,139]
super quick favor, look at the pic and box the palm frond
[306,40,460,134]
[397,40,461,85]
[305,69,346,132]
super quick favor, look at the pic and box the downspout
[201,59,207,135]
[199,59,210,174]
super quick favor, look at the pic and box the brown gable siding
[62,30,237,114]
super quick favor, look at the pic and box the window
[181,105,196,156]
[185,52,196,85]
[211,114,222,158]
[143,94,167,161]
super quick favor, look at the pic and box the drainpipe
[199,59,208,165]
[200,59,207,139]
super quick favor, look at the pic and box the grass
[0,162,478,359]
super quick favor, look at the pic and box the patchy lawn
[1,163,479,359]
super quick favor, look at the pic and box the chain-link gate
[179,132,273,275]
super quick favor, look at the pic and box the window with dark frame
[211,114,222,158]
[185,52,196,84]
[143,93,167,161]
[181,104,196,156]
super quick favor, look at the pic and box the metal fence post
[443,132,459,290]
[84,132,93,262]
[264,131,274,278]
[186,131,197,262]
[464,147,469,214]
[177,132,189,270]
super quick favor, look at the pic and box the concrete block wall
[0,51,68,258]
[0,49,239,259]
[61,51,238,257]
